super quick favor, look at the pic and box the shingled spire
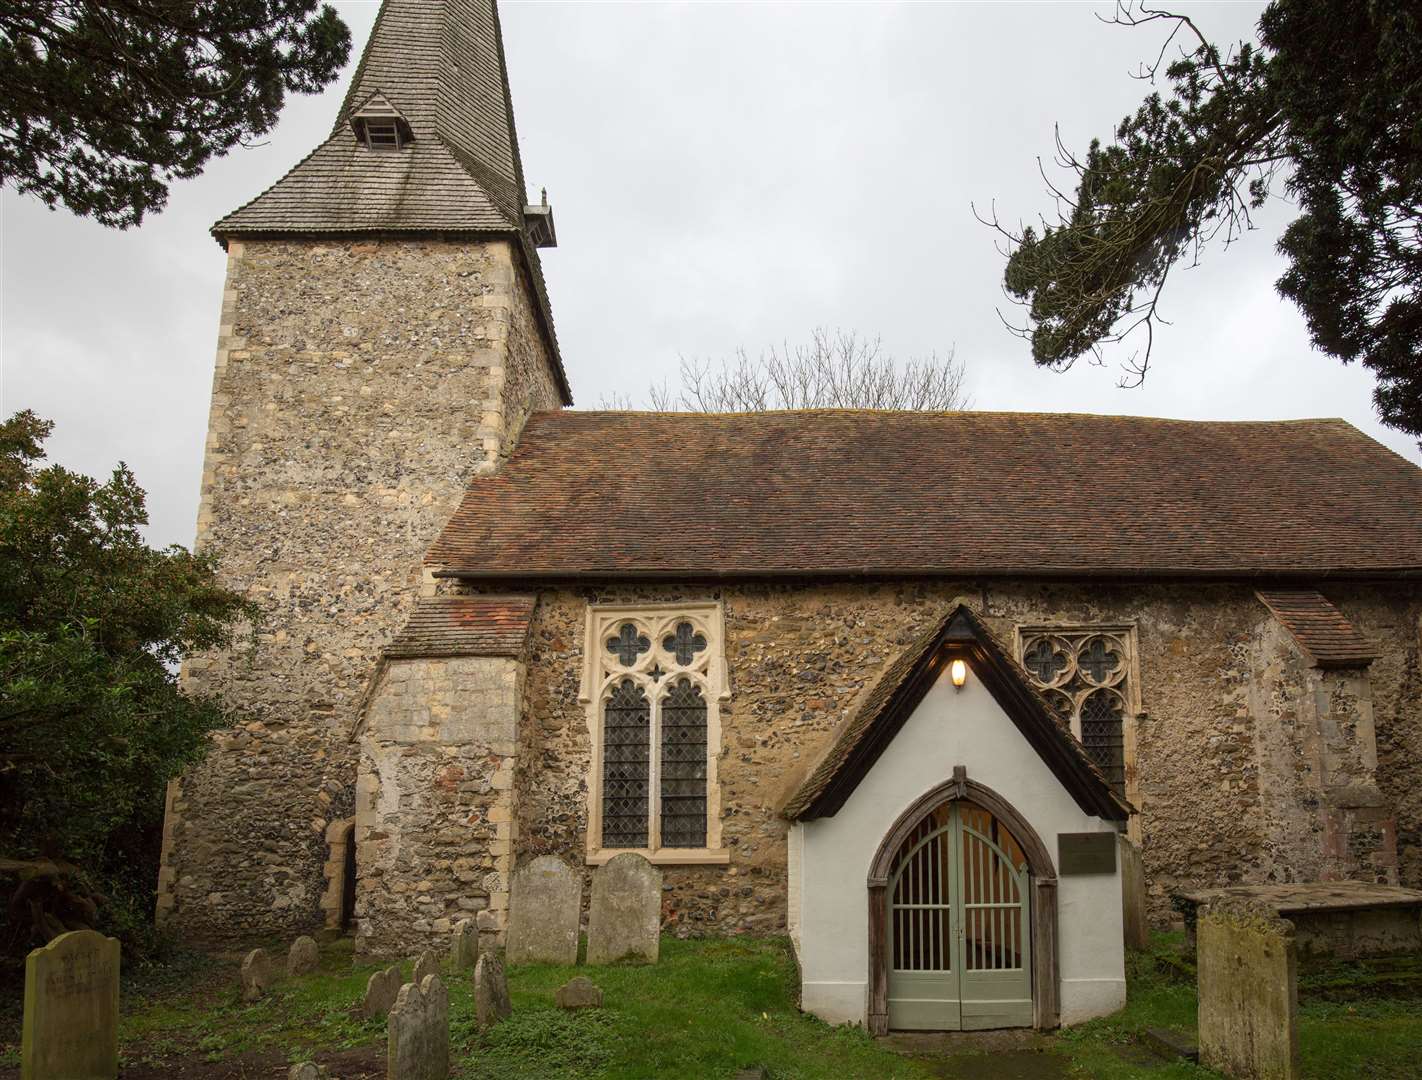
[214,0,543,243]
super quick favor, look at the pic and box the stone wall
[157,237,561,940]
[356,656,521,959]
[504,580,1421,933]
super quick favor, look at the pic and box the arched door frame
[866,766,1059,1033]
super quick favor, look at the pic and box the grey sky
[2,1,1415,551]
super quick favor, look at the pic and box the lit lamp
[950,658,968,690]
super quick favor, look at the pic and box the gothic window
[582,604,729,862]
[1016,627,1136,799]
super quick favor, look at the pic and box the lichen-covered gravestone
[586,852,662,965]
[474,952,512,1030]
[240,947,274,1002]
[287,935,319,976]
[412,948,440,986]
[505,855,581,965]
[450,918,478,971]
[287,1064,329,1080]
[21,929,119,1080]
[387,974,449,1080]
[360,963,403,1019]
[1197,897,1300,1080]
[555,976,603,1010]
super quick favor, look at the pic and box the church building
[157,0,1422,1033]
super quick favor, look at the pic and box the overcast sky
[2,0,1416,550]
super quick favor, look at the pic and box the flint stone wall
[157,238,560,942]
[356,655,523,957]
[511,580,1421,931]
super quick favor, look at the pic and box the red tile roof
[426,411,1422,580]
[1255,590,1377,668]
[384,595,535,658]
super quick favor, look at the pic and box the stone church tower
[156,0,569,938]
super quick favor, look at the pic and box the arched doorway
[885,800,1031,1030]
[867,771,1060,1033]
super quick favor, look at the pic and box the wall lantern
[950,658,968,690]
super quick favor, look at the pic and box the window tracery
[580,604,729,864]
[1015,626,1136,798]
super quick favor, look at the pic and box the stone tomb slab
[1176,882,1422,960]
[22,929,120,1080]
[387,973,449,1080]
[586,852,662,965]
[505,854,581,965]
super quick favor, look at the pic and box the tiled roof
[1255,590,1377,668]
[782,605,1130,822]
[384,595,535,658]
[212,0,571,404]
[426,411,1422,579]
[216,0,525,237]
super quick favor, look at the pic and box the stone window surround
[320,817,355,930]
[579,602,730,866]
[1012,623,1142,835]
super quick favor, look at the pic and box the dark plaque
[1058,832,1118,875]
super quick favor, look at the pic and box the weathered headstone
[387,974,449,1080]
[361,963,403,1019]
[1197,897,1300,1080]
[505,854,581,965]
[288,935,320,976]
[240,947,274,1003]
[21,929,119,1080]
[288,1064,329,1080]
[412,947,441,986]
[586,852,662,965]
[555,975,603,1010]
[473,951,511,1030]
[450,918,479,971]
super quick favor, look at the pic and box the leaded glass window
[602,679,650,848]
[1016,627,1135,799]
[585,605,726,857]
[660,678,708,847]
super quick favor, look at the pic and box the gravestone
[473,951,511,1030]
[1197,897,1300,1080]
[412,948,440,986]
[506,855,581,965]
[555,976,603,1010]
[288,936,319,976]
[451,919,478,971]
[387,974,449,1080]
[240,947,274,1002]
[586,852,662,965]
[21,929,119,1080]
[361,963,403,1019]
[288,1064,329,1080]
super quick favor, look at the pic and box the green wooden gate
[886,800,1033,1031]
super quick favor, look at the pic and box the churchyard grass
[3,931,1421,1077]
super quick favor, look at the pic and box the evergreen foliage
[0,411,256,954]
[0,1,350,227]
[992,1,1422,440]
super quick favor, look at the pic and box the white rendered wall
[793,666,1126,1028]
